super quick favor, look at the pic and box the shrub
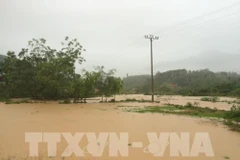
[109,99,115,102]
[5,100,21,104]
[224,104,240,122]
[144,93,151,95]
[212,96,220,102]
[201,97,211,101]
[19,99,30,103]
[201,96,219,102]
[138,99,151,103]
[0,98,6,102]
[230,104,240,111]
[193,101,200,107]
[234,99,240,104]
[125,98,137,102]
[224,120,240,131]
[59,99,71,104]
[185,102,194,108]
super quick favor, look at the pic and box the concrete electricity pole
[145,35,159,102]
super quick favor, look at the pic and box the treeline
[123,69,240,97]
[0,37,122,102]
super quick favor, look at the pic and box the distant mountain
[155,52,240,73]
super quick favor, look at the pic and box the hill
[123,75,150,93]
[123,69,240,96]
[155,52,240,73]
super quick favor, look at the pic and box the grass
[133,105,226,119]
[127,103,240,132]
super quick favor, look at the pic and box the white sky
[1,0,240,76]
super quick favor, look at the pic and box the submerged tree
[93,66,122,102]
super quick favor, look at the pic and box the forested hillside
[123,75,150,93]
[123,69,240,96]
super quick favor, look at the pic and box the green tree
[2,37,85,99]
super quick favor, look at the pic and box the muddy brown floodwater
[0,95,240,160]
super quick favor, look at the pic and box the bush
[138,99,151,103]
[0,98,6,102]
[19,99,30,103]
[230,104,240,111]
[201,97,211,101]
[125,98,137,102]
[59,99,71,104]
[233,99,240,104]
[109,99,115,102]
[224,120,240,131]
[185,102,194,108]
[201,96,219,102]
[193,101,200,107]
[144,93,151,95]
[224,104,240,122]
[5,100,21,104]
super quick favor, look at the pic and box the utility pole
[145,35,159,102]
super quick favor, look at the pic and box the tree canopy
[0,37,123,101]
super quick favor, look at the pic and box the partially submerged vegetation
[5,99,31,104]
[0,37,122,102]
[125,103,240,132]
[200,96,240,105]
[221,98,240,105]
[123,98,151,103]
[201,96,220,102]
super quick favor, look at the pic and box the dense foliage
[123,69,240,97]
[0,55,6,62]
[0,37,123,101]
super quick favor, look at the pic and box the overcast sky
[1,0,240,77]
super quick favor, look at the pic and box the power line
[152,1,240,35]
[124,1,240,49]
[161,9,240,37]
[153,10,240,59]
[116,1,240,57]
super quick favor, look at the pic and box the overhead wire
[121,1,240,52]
